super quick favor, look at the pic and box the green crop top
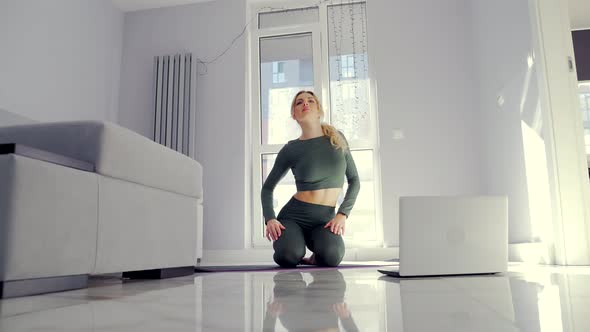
[261,132,360,223]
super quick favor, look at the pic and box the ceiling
[110,0,212,12]
[110,0,292,12]
[569,0,590,30]
[111,0,590,30]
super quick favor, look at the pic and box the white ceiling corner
[110,0,214,12]
[569,0,590,30]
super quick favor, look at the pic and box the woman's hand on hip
[332,302,351,318]
[325,213,347,235]
[266,219,285,241]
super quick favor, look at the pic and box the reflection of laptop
[379,276,517,331]
[379,196,508,278]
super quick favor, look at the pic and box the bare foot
[300,254,316,265]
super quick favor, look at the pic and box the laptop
[379,196,508,278]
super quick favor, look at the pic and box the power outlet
[392,129,405,140]
[497,95,505,108]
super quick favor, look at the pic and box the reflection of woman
[261,91,360,267]
[263,270,359,332]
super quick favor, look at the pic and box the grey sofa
[0,111,203,298]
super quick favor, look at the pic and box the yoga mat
[195,261,398,273]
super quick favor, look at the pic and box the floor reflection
[0,278,197,332]
[262,270,359,331]
[379,275,519,331]
[1,265,590,331]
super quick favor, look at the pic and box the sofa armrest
[0,143,94,172]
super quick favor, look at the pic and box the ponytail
[321,123,348,151]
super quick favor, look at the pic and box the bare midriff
[293,188,342,207]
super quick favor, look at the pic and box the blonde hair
[291,90,348,151]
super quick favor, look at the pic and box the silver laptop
[379,196,508,278]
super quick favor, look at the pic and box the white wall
[121,0,546,251]
[367,0,482,246]
[0,0,123,123]
[118,0,247,249]
[0,0,565,253]
[470,0,553,244]
[120,0,483,249]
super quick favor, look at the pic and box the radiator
[153,53,196,158]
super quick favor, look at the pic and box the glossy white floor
[1,263,589,331]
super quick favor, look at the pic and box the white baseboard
[201,243,549,265]
[201,247,398,265]
[508,242,554,264]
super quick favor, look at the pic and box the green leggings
[273,197,345,267]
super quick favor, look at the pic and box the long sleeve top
[261,132,360,223]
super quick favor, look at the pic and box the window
[340,54,356,78]
[260,34,314,145]
[251,1,381,247]
[272,61,286,84]
[579,82,590,154]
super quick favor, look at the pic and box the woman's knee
[315,245,344,267]
[309,228,344,266]
[274,247,305,267]
[273,237,305,267]
[272,220,305,267]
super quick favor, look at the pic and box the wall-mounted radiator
[153,53,197,158]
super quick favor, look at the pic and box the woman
[261,90,360,267]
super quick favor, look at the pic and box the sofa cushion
[0,121,202,199]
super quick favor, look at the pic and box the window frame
[249,0,383,248]
[579,80,590,155]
